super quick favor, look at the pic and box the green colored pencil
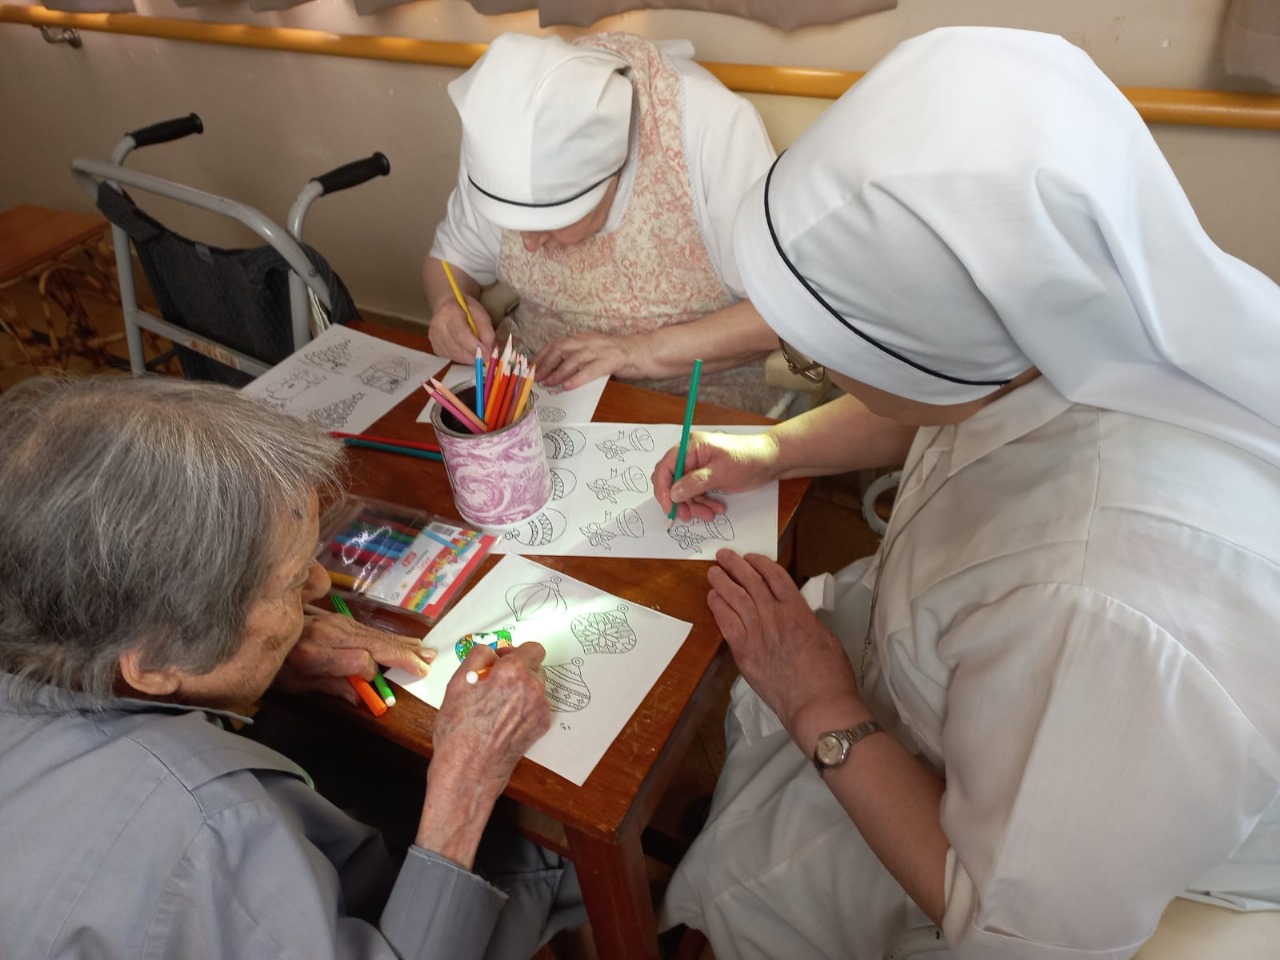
[340,437,443,462]
[668,358,703,521]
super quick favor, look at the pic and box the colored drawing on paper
[385,555,692,786]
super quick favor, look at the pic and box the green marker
[331,594,396,708]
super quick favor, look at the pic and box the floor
[0,267,886,960]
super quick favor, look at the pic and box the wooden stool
[0,204,125,385]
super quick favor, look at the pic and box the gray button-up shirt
[0,674,507,959]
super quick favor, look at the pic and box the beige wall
[1,0,1276,323]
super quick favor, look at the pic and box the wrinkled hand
[653,430,782,523]
[708,549,862,738]
[274,606,434,704]
[432,643,551,797]
[428,298,496,363]
[534,331,652,390]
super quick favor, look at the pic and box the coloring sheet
[386,555,692,786]
[417,366,608,427]
[494,423,779,561]
[244,325,448,434]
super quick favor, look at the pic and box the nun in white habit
[653,26,1280,960]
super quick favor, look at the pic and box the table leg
[564,822,661,960]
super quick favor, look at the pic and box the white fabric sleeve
[932,583,1280,960]
[670,57,777,298]
[427,161,504,288]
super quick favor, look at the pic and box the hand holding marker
[331,594,396,712]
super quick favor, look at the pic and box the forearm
[791,700,949,923]
[768,394,917,478]
[423,257,482,318]
[414,756,503,870]
[636,301,779,378]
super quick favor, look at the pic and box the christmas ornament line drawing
[667,513,737,555]
[595,426,655,462]
[386,555,692,786]
[505,576,567,621]
[549,467,578,501]
[580,508,645,551]
[491,423,779,562]
[244,325,448,435]
[545,658,590,712]
[586,465,649,504]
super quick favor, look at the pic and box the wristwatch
[812,719,884,775]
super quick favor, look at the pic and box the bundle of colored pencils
[422,334,536,434]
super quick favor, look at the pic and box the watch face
[815,732,847,768]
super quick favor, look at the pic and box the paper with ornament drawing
[386,554,692,786]
[244,325,448,434]
[491,423,778,561]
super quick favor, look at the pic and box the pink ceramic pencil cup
[431,384,553,530]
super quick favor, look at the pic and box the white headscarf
[736,26,1280,466]
[449,33,633,232]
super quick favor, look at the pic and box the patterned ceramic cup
[431,384,552,529]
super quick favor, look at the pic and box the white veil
[735,27,1280,466]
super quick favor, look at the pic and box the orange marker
[465,666,490,685]
[348,675,388,716]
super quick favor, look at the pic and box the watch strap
[813,719,884,774]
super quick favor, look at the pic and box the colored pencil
[668,358,704,521]
[493,359,521,429]
[484,343,499,402]
[422,381,485,435]
[441,259,479,339]
[340,437,443,462]
[474,346,486,420]
[484,335,513,427]
[465,666,490,685]
[428,376,487,431]
[330,431,440,454]
[512,362,537,423]
[332,595,396,708]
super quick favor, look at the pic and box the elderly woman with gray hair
[0,374,582,959]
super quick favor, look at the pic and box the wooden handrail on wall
[5,5,1280,131]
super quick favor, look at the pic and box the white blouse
[662,377,1280,960]
[874,378,1280,957]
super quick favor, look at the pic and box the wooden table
[288,323,809,959]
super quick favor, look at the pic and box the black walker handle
[312,152,391,195]
[127,113,204,148]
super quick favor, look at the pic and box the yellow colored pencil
[441,260,480,339]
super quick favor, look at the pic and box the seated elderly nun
[424,31,784,413]
[651,25,1280,960]
[0,374,583,960]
